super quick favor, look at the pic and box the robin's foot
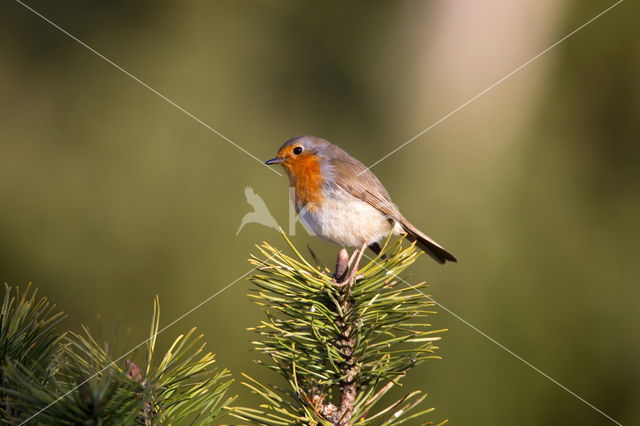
[335,242,368,286]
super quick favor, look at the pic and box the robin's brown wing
[327,148,399,219]
[329,152,457,264]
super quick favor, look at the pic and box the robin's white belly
[297,188,399,248]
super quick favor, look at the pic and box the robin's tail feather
[400,220,457,264]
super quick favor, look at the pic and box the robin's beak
[265,157,284,165]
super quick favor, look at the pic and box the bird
[236,186,279,235]
[265,135,456,280]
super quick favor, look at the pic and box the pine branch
[0,283,66,422]
[230,236,446,425]
[335,248,358,424]
[0,288,235,424]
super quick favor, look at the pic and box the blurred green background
[1,1,638,424]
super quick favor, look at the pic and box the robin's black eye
[293,146,303,155]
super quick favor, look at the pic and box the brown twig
[335,249,358,425]
[333,248,349,283]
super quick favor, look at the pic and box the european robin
[265,136,456,277]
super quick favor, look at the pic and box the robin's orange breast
[281,153,324,210]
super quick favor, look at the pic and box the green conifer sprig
[0,287,235,425]
[0,283,67,422]
[0,283,66,376]
[230,236,446,425]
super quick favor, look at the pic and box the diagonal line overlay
[14,0,281,176]
[13,0,625,424]
[362,0,624,173]
[19,262,264,425]
[363,253,623,426]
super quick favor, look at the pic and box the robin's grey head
[265,135,332,165]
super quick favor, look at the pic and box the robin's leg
[340,242,368,285]
[346,248,360,268]
[333,247,361,284]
